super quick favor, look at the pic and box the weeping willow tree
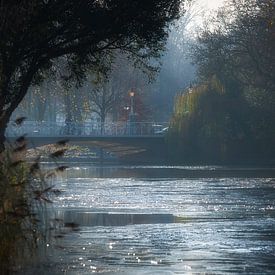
[168,76,251,163]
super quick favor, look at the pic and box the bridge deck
[7,121,169,138]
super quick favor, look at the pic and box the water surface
[35,165,275,274]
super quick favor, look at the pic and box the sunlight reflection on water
[28,165,275,274]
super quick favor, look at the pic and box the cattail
[30,162,40,174]
[16,135,26,144]
[13,144,26,152]
[9,160,24,168]
[55,166,69,172]
[50,149,66,158]
[14,117,27,126]
[64,222,79,231]
[56,139,69,146]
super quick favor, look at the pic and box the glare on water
[31,165,275,274]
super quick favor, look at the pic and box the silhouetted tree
[0,0,183,149]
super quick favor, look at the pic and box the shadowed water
[27,165,275,274]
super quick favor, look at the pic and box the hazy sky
[203,0,225,9]
[183,0,226,34]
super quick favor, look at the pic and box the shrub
[0,135,66,273]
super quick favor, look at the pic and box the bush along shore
[0,132,68,274]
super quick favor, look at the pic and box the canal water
[32,165,275,274]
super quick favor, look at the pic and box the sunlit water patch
[23,165,275,274]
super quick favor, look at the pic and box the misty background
[12,0,213,124]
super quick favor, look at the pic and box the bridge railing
[6,121,169,137]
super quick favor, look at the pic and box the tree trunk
[0,68,38,150]
[0,127,6,152]
[100,112,106,135]
[0,111,11,152]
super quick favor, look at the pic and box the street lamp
[129,90,135,115]
[128,89,136,135]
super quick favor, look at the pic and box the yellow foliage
[169,76,226,140]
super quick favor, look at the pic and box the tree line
[12,53,151,130]
[168,0,275,164]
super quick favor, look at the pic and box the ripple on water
[40,166,275,274]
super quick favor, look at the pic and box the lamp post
[129,90,135,115]
[128,89,136,135]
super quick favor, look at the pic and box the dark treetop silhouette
[0,0,183,149]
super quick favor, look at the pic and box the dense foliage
[0,132,68,273]
[0,115,71,272]
[169,0,275,163]
[0,0,183,147]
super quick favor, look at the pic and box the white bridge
[7,121,169,137]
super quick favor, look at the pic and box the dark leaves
[30,162,40,174]
[64,222,80,231]
[33,186,55,203]
[55,165,69,172]
[14,117,27,126]
[54,234,65,239]
[56,139,69,146]
[33,194,53,203]
[7,210,28,218]
[51,189,62,195]
[16,135,26,144]
[52,218,63,222]
[50,149,66,158]
[13,144,26,152]
[9,160,24,168]
[45,171,55,178]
